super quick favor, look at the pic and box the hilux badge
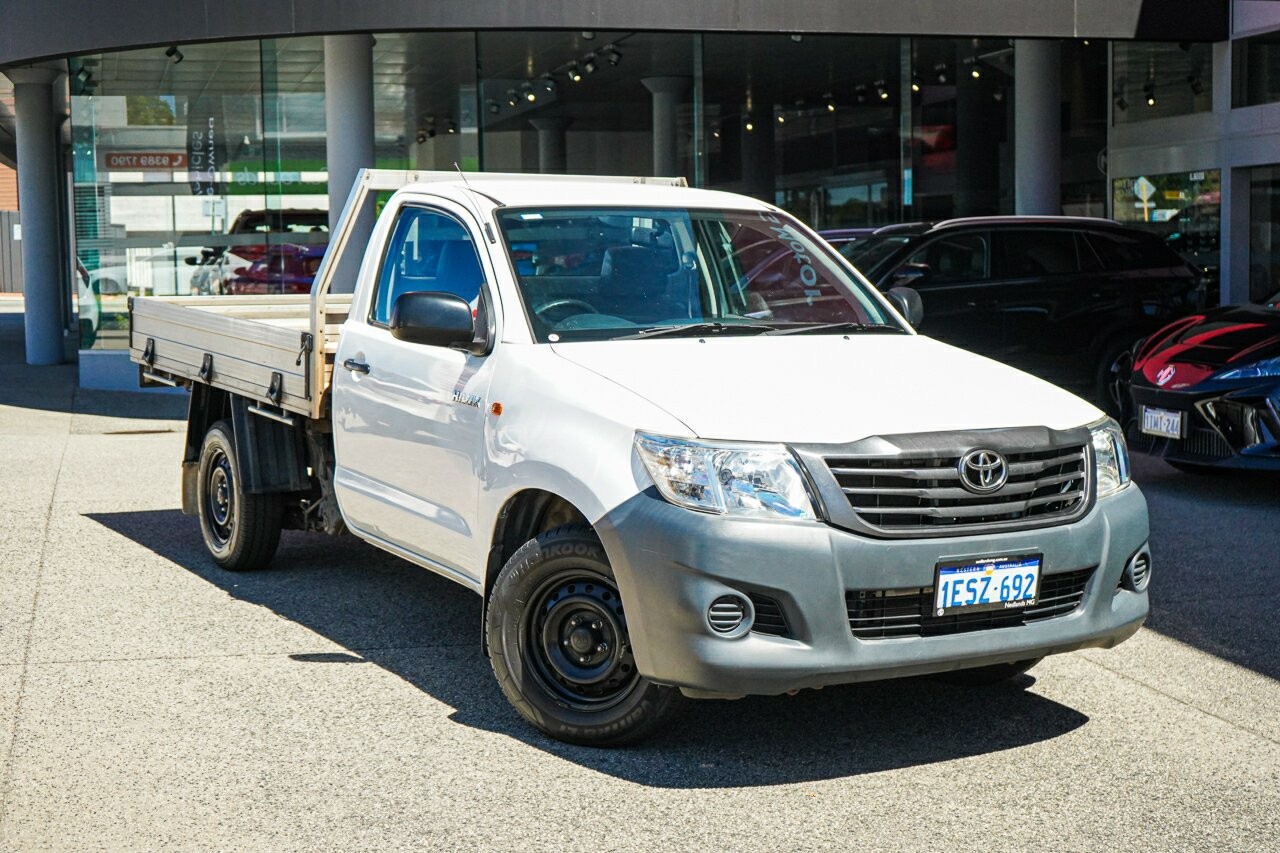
[1156,365,1176,387]
[452,389,482,408]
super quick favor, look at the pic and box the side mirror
[184,256,198,266]
[890,263,929,288]
[886,286,924,328]
[390,291,476,349]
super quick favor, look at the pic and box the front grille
[845,566,1095,639]
[747,593,791,637]
[1172,427,1233,460]
[826,444,1088,534]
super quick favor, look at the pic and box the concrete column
[642,77,689,178]
[4,65,64,365]
[323,35,375,295]
[1014,39,1062,215]
[529,118,571,174]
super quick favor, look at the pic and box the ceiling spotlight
[822,93,836,112]
[603,46,622,67]
[415,129,428,144]
[1188,74,1204,96]
[911,76,921,93]
[790,34,803,43]
[970,65,982,80]
[487,99,500,114]
[567,62,583,83]
[875,80,889,101]
[583,55,598,74]
[855,84,868,104]
[776,113,785,124]
[165,45,184,64]
[506,89,519,107]
[447,120,457,134]
[541,75,557,94]
[1144,81,1156,107]
[1114,95,1129,111]
[744,115,755,132]
[712,129,720,139]
[934,62,949,84]
[581,30,595,40]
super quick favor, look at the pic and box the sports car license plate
[934,554,1041,617]
[1141,405,1183,439]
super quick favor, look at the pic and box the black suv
[833,216,1207,404]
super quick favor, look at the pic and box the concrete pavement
[0,308,1277,850]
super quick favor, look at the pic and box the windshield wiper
[764,321,907,336]
[614,321,779,340]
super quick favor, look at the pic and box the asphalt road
[1,309,1277,850]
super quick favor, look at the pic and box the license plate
[1141,405,1183,439]
[934,554,1041,617]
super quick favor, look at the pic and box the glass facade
[1249,166,1280,303]
[68,31,1113,351]
[1111,169,1221,273]
[1112,41,1213,124]
[1233,32,1280,108]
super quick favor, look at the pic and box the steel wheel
[526,569,639,711]
[204,446,235,548]
[486,525,682,745]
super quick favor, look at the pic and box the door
[332,203,495,582]
[990,228,1099,389]
[888,230,1000,356]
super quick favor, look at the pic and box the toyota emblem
[958,449,1008,494]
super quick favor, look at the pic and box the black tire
[485,525,682,746]
[939,657,1042,687]
[1094,342,1132,418]
[196,419,283,571]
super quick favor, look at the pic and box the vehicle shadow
[1130,454,1280,681]
[0,313,185,421]
[87,508,1090,788]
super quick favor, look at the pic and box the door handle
[342,358,370,374]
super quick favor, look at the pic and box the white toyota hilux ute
[130,169,1150,745]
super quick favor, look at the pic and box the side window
[1086,231,1182,271]
[371,207,485,326]
[995,229,1083,277]
[905,233,990,284]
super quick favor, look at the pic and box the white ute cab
[130,170,1150,746]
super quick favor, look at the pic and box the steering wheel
[534,298,600,319]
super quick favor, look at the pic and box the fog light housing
[707,595,754,637]
[1123,550,1152,592]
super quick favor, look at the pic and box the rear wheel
[939,657,1042,687]
[196,420,283,570]
[486,526,682,746]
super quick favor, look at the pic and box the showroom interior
[4,0,1279,388]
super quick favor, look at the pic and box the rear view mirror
[886,286,924,328]
[390,291,476,350]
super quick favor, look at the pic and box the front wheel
[485,526,682,746]
[196,420,283,570]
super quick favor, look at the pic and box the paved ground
[1,307,1277,850]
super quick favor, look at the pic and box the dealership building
[2,0,1278,387]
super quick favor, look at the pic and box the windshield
[839,233,915,280]
[497,207,899,342]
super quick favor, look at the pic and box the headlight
[1213,356,1280,381]
[634,432,817,520]
[1090,418,1131,498]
